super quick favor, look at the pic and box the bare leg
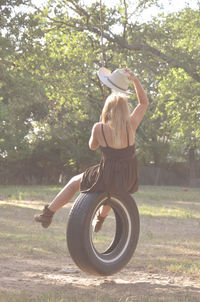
[48,173,83,213]
[99,205,111,218]
[34,173,83,228]
[93,204,111,233]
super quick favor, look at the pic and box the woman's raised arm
[124,68,149,131]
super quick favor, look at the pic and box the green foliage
[157,69,200,145]
[0,0,200,184]
[152,8,200,163]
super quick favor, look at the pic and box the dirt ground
[0,230,200,302]
[0,187,200,301]
[0,253,200,301]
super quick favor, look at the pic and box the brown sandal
[94,214,107,233]
[34,205,54,228]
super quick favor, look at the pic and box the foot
[34,205,54,228]
[93,213,107,233]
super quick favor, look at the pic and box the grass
[0,185,62,202]
[138,203,200,218]
[0,185,200,302]
[0,291,116,302]
[0,291,200,302]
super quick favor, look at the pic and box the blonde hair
[101,92,131,147]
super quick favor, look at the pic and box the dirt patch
[0,255,200,301]
[1,187,200,301]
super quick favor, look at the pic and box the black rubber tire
[66,192,140,276]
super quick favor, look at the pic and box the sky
[31,0,199,22]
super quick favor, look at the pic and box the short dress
[80,124,139,195]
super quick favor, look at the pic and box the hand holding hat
[123,68,137,82]
[97,67,135,95]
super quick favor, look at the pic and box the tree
[1,0,199,185]
[39,0,200,82]
[0,0,48,183]
[36,1,200,171]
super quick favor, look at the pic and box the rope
[99,0,106,101]
[99,0,105,67]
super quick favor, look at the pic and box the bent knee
[69,174,83,192]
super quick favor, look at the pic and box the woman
[34,67,148,231]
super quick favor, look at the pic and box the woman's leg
[99,205,111,218]
[48,173,83,212]
[94,204,111,233]
[34,173,83,228]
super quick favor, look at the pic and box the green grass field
[0,185,200,302]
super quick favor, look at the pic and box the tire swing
[67,0,139,276]
[66,192,140,276]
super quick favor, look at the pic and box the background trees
[0,0,199,185]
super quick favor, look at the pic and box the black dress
[80,124,139,195]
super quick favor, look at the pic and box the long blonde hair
[101,93,131,147]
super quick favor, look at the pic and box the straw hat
[97,67,134,95]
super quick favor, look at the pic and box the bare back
[97,121,135,149]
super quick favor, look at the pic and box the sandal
[34,205,54,228]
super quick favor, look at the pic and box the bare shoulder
[92,122,102,133]
[91,122,103,140]
[89,122,102,150]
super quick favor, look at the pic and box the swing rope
[99,0,105,67]
[99,0,106,101]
